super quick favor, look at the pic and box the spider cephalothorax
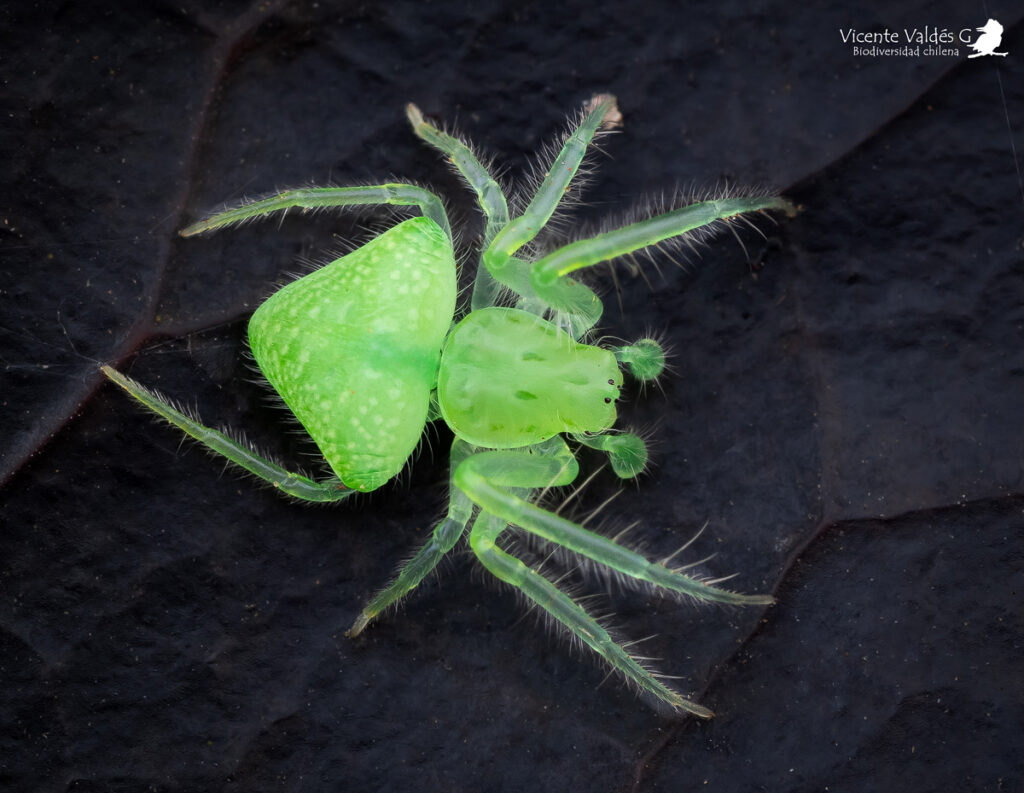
[104,94,791,716]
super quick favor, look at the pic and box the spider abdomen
[437,307,621,448]
[248,216,456,491]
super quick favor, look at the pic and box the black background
[2,1,1022,791]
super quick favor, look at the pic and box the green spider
[103,94,791,717]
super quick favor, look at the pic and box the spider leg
[468,511,711,717]
[471,93,795,336]
[483,94,618,270]
[406,104,510,311]
[347,440,476,637]
[102,366,353,503]
[454,439,772,714]
[455,444,772,606]
[180,184,451,241]
[479,95,620,333]
[407,103,509,240]
[528,196,795,317]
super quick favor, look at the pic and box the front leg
[480,95,620,335]
[528,195,795,319]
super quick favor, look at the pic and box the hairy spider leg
[483,94,617,275]
[454,438,773,715]
[460,94,797,339]
[347,441,476,637]
[440,95,614,336]
[405,103,509,312]
[180,184,451,241]
[469,510,710,717]
[101,366,353,502]
[528,195,795,316]
[405,104,550,322]
[480,95,619,336]
[454,438,773,606]
[347,434,590,637]
[407,104,554,320]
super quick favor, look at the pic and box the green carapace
[103,94,792,717]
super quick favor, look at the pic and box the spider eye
[604,397,612,404]
[607,379,615,385]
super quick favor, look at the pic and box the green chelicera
[103,95,791,717]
